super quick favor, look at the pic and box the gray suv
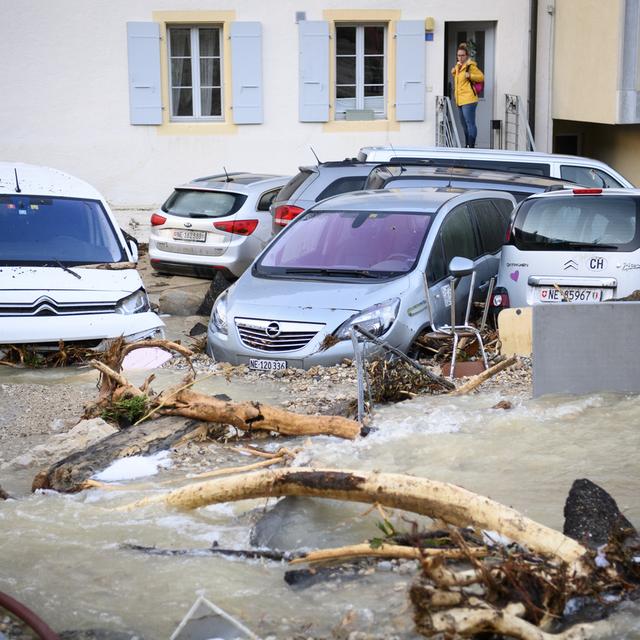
[270,159,376,233]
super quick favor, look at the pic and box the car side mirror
[121,229,139,262]
[448,256,474,278]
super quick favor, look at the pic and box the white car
[492,187,640,309]
[149,172,290,279]
[0,162,164,350]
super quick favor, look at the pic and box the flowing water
[1,367,640,638]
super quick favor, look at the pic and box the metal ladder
[435,96,462,147]
[504,94,536,151]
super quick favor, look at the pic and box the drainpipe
[528,0,538,140]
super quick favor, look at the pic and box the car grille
[235,318,324,352]
[0,297,116,317]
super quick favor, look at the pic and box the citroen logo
[184,222,193,228]
[265,322,281,337]
[563,259,578,270]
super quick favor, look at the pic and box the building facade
[1,0,638,207]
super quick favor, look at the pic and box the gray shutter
[231,22,263,124]
[126,22,162,125]
[298,21,329,122]
[395,21,425,121]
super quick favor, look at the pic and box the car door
[425,203,479,327]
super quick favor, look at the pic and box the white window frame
[334,23,387,120]
[168,24,223,121]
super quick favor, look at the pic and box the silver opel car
[207,188,515,370]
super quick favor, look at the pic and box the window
[441,205,478,262]
[168,26,222,120]
[335,24,386,120]
[560,165,623,188]
[257,189,282,212]
[470,200,509,254]
[316,176,369,201]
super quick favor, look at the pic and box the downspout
[528,0,538,140]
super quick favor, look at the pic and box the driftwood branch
[117,468,587,568]
[450,355,518,395]
[289,542,489,565]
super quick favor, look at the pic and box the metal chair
[424,257,489,379]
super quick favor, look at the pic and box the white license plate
[173,229,206,242]
[538,287,603,302]
[249,358,288,371]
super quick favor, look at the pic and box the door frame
[444,21,496,149]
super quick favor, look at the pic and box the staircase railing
[435,96,462,147]
[504,94,536,151]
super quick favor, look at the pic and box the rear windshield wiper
[551,240,619,250]
[282,268,384,278]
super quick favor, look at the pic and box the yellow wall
[553,0,622,123]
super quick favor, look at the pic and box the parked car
[357,146,634,188]
[491,187,640,310]
[270,158,375,233]
[364,164,574,202]
[0,162,164,350]
[207,187,515,369]
[149,172,290,279]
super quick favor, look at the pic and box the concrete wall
[532,302,640,397]
[552,0,622,124]
[0,0,531,207]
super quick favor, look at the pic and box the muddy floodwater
[1,366,640,638]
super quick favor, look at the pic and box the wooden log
[418,605,594,640]
[159,388,361,440]
[31,416,204,493]
[118,468,588,567]
[449,355,518,396]
[288,543,489,565]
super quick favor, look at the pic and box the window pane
[442,206,477,261]
[201,87,222,116]
[199,28,220,56]
[336,86,356,99]
[169,28,191,56]
[364,85,383,97]
[336,26,356,55]
[171,58,192,87]
[172,88,193,116]
[364,56,384,84]
[364,26,384,54]
[336,57,356,85]
[200,59,221,87]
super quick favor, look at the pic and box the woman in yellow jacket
[451,42,484,148]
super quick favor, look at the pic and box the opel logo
[265,322,281,338]
[184,222,193,228]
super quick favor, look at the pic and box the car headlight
[115,289,150,314]
[211,290,229,335]
[335,298,400,340]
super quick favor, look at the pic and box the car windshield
[257,209,433,277]
[0,195,126,266]
[162,189,248,218]
[512,195,640,251]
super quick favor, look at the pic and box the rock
[2,418,117,470]
[189,321,208,337]
[159,288,208,316]
[563,478,638,547]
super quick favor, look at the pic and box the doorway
[445,22,496,149]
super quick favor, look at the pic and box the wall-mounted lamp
[425,16,435,32]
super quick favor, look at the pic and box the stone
[563,478,637,548]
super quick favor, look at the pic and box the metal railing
[504,94,536,151]
[435,96,462,147]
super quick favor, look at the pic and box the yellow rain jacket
[451,60,484,107]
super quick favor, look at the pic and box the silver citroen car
[207,188,515,370]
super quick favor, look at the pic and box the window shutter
[126,22,162,125]
[231,22,263,124]
[395,21,425,121]
[298,21,329,122]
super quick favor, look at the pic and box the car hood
[228,272,410,315]
[0,266,145,303]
